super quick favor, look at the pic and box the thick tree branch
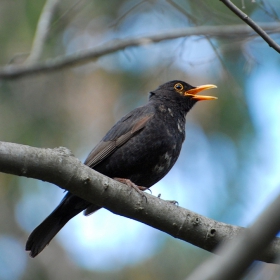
[0,23,280,80]
[0,140,279,263]
[220,0,280,53]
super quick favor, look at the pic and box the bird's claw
[113,177,148,202]
[157,195,178,205]
[138,186,152,194]
[167,200,179,205]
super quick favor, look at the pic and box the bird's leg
[113,177,148,200]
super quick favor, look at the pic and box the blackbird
[26,80,217,257]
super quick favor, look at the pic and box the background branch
[1,23,280,80]
[26,0,60,64]
[0,140,279,264]
[220,0,280,53]
[186,193,280,280]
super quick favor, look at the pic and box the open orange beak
[184,84,217,101]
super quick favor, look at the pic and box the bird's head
[149,80,217,110]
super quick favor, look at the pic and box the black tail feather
[26,193,90,257]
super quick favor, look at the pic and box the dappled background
[0,0,280,279]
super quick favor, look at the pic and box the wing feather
[84,112,154,168]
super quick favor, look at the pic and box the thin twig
[26,0,60,64]
[1,23,280,80]
[220,0,280,53]
[166,0,242,94]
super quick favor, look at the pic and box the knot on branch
[192,216,201,226]
[54,146,74,157]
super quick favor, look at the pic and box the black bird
[26,80,217,257]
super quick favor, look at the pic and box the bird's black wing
[84,106,154,168]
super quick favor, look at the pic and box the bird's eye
[174,83,183,91]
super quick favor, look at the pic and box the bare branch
[186,192,280,280]
[0,140,280,263]
[26,0,60,64]
[220,0,280,53]
[1,23,280,80]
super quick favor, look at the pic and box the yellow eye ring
[174,83,183,91]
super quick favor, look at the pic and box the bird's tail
[26,193,90,257]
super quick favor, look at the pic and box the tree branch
[0,140,279,263]
[220,0,280,53]
[26,0,60,64]
[187,193,280,280]
[1,23,280,80]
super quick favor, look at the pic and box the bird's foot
[113,178,148,201]
[167,200,179,205]
[157,194,178,205]
[138,186,152,194]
